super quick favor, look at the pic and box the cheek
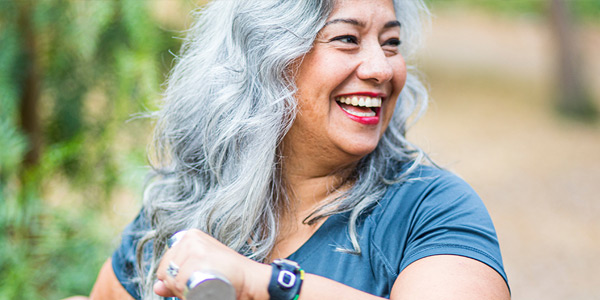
[394,64,408,92]
[384,68,407,121]
[301,50,355,92]
[381,98,398,131]
[390,53,408,90]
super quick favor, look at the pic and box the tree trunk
[17,1,42,167]
[549,0,597,119]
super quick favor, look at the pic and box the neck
[278,128,361,221]
[280,150,356,219]
[268,144,356,261]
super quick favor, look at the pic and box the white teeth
[340,105,376,117]
[336,96,382,108]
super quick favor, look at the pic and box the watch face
[269,258,303,300]
[278,270,297,288]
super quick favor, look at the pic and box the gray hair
[137,0,430,298]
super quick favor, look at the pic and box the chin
[340,142,379,159]
[330,130,383,159]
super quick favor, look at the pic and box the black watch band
[268,258,304,300]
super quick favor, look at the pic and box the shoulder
[366,164,507,285]
[371,163,487,231]
[389,164,477,197]
[378,164,483,218]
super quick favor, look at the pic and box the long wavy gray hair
[136,0,430,298]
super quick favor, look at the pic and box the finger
[156,229,214,298]
[156,235,199,298]
[159,259,188,297]
[166,256,206,298]
[156,244,184,296]
[156,251,174,281]
[157,237,181,281]
[153,280,176,297]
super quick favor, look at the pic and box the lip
[334,91,386,125]
[335,91,387,100]
[337,105,380,125]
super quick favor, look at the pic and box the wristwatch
[268,258,304,300]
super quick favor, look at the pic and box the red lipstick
[334,92,386,125]
[335,92,386,125]
[338,106,380,125]
[336,92,386,98]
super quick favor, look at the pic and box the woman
[90,0,510,299]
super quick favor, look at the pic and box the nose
[356,44,394,84]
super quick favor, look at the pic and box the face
[284,0,407,167]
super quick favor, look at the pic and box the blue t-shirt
[112,165,508,299]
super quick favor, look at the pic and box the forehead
[322,0,399,33]
[327,0,397,22]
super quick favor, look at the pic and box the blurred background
[1,0,598,299]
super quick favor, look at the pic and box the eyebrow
[384,20,402,29]
[323,18,401,29]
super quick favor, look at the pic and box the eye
[383,38,401,47]
[331,35,359,44]
[382,38,401,54]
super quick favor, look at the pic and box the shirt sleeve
[373,167,508,286]
[111,211,150,300]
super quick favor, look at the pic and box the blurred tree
[549,0,597,120]
[0,0,182,298]
[16,1,42,168]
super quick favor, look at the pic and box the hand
[154,229,269,300]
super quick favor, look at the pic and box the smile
[335,95,383,125]
[337,96,382,107]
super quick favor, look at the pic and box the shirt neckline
[285,212,347,263]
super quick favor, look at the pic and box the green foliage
[571,0,600,22]
[0,121,25,182]
[0,0,183,298]
[0,204,113,299]
[0,3,24,181]
[426,0,600,22]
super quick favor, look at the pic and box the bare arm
[266,255,509,300]
[390,255,510,300]
[154,230,510,300]
[89,258,135,300]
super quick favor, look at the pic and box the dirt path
[412,7,600,299]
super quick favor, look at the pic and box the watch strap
[268,259,304,300]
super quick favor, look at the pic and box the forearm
[89,258,135,300]
[246,263,382,300]
[246,256,510,300]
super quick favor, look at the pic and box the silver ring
[167,230,188,248]
[166,261,180,278]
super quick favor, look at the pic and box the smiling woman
[84,0,510,299]
[288,0,405,161]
